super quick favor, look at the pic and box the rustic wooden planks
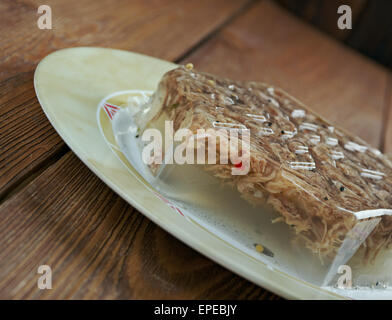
[0,0,250,199]
[0,0,278,300]
[0,0,251,81]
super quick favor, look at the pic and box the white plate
[34,47,353,300]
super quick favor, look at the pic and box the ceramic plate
[34,47,356,300]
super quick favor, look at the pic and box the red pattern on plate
[103,103,120,120]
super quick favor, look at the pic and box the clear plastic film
[110,65,392,290]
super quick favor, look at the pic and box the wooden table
[0,0,391,299]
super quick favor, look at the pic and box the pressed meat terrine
[137,64,392,262]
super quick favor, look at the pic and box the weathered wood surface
[0,0,391,299]
[185,0,390,149]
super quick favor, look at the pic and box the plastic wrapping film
[109,65,392,290]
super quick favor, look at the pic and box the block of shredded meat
[139,65,392,262]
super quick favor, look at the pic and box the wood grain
[0,0,250,199]
[0,0,251,81]
[0,0,278,300]
[184,0,390,148]
[0,152,278,300]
